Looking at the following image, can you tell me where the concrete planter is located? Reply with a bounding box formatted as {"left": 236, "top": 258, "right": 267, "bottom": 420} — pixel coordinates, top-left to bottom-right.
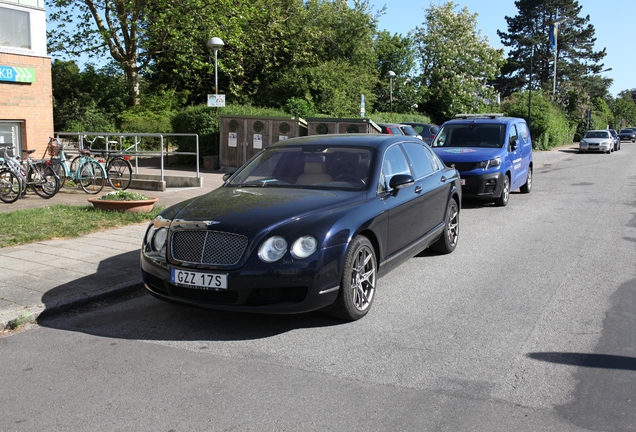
{"left": 88, "top": 197, "right": 158, "bottom": 212}
{"left": 203, "top": 155, "right": 220, "bottom": 170}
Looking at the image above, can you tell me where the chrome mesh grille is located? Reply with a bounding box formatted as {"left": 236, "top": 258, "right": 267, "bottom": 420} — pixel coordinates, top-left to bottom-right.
{"left": 171, "top": 230, "right": 248, "bottom": 265}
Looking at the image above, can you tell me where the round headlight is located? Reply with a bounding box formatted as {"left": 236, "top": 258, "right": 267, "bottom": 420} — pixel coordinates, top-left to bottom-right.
{"left": 291, "top": 236, "right": 318, "bottom": 259}
{"left": 152, "top": 227, "right": 168, "bottom": 252}
{"left": 259, "top": 236, "right": 288, "bottom": 262}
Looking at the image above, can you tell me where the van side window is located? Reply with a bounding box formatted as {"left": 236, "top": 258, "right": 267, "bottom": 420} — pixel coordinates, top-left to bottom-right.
{"left": 508, "top": 124, "right": 518, "bottom": 146}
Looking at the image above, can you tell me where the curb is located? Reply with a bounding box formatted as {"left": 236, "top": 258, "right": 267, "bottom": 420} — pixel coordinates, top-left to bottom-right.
{"left": 0, "top": 280, "right": 143, "bottom": 331}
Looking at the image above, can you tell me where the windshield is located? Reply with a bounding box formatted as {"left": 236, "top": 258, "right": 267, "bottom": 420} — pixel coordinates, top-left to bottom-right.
{"left": 431, "top": 124, "right": 505, "bottom": 148}
{"left": 226, "top": 145, "right": 374, "bottom": 191}
{"left": 584, "top": 131, "right": 609, "bottom": 139}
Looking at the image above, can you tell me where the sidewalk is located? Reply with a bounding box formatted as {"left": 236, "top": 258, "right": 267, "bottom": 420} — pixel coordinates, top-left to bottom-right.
{"left": 0, "top": 147, "right": 577, "bottom": 331}
{"left": 0, "top": 167, "right": 226, "bottom": 330}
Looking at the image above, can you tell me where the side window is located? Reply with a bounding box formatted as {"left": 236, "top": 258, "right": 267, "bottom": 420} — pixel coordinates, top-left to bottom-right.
{"left": 379, "top": 145, "right": 411, "bottom": 192}
{"left": 422, "top": 144, "right": 442, "bottom": 171}
{"left": 517, "top": 122, "right": 530, "bottom": 143}
{"left": 508, "top": 124, "right": 518, "bottom": 146}
{"left": 402, "top": 143, "right": 434, "bottom": 178}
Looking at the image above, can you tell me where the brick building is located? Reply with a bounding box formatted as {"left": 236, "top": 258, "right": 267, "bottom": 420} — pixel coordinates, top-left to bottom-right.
{"left": 0, "top": 0, "right": 53, "bottom": 157}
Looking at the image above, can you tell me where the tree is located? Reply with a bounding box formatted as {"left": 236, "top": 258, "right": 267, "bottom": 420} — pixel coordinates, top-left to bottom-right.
{"left": 414, "top": 1, "right": 505, "bottom": 123}
{"left": 47, "top": 0, "right": 223, "bottom": 106}
{"left": 611, "top": 93, "right": 636, "bottom": 129}
{"left": 373, "top": 31, "right": 420, "bottom": 114}
{"left": 51, "top": 60, "right": 127, "bottom": 131}
{"left": 496, "top": 0, "right": 607, "bottom": 101}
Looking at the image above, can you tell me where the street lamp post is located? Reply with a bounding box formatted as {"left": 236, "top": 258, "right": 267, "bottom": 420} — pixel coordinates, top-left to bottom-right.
{"left": 207, "top": 37, "right": 225, "bottom": 95}
{"left": 551, "top": 16, "right": 567, "bottom": 98}
{"left": 207, "top": 37, "right": 225, "bottom": 166}
{"left": 387, "top": 70, "right": 396, "bottom": 121}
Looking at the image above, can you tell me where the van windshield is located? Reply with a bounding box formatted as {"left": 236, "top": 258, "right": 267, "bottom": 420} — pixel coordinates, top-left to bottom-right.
{"left": 431, "top": 124, "right": 505, "bottom": 148}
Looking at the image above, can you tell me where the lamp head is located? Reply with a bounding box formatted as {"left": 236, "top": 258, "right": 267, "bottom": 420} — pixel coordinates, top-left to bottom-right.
{"left": 207, "top": 37, "right": 225, "bottom": 50}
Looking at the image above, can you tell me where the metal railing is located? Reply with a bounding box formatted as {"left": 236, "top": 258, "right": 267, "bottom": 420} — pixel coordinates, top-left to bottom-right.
{"left": 53, "top": 132, "right": 200, "bottom": 182}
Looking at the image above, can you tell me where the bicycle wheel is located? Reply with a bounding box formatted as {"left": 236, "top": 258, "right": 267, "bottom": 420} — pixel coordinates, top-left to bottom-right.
{"left": 28, "top": 163, "right": 60, "bottom": 198}
{"left": 0, "top": 169, "right": 22, "bottom": 203}
{"left": 107, "top": 157, "right": 132, "bottom": 190}
{"left": 79, "top": 160, "right": 105, "bottom": 194}
{"left": 70, "top": 156, "right": 82, "bottom": 176}
{"left": 50, "top": 159, "right": 67, "bottom": 188}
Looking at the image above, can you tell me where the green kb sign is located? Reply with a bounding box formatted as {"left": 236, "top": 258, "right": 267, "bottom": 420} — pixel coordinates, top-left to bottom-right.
{"left": 0, "top": 66, "right": 35, "bottom": 83}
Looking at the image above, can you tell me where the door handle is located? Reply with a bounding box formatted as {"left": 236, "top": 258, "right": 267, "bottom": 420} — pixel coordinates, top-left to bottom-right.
{"left": 415, "top": 186, "right": 422, "bottom": 194}
{"left": 440, "top": 176, "right": 447, "bottom": 182}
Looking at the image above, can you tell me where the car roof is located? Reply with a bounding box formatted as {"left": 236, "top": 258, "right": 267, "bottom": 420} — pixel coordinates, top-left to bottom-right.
{"left": 268, "top": 133, "right": 423, "bottom": 150}
{"left": 442, "top": 113, "right": 524, "bottom": 126}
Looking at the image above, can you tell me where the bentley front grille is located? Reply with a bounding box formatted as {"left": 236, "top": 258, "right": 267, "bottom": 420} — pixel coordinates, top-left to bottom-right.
{"left": 171, "top": 230, "right": 248, "bottom": 265}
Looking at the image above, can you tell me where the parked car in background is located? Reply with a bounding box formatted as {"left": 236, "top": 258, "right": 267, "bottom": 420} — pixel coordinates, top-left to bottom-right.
{"left": 618, "top": 128, "right": 636, "bottom": 142}
{"left": 579, "top": 130, "right": 614, "bottom": 154}
{"left": 402, "top": 123, "right": 440, "bottom": 145}
{"left": 377, "top": 123, "right": 404, "bottom": 135}
{"left": 141, "top": 134, "right": 461, "bottom": 321}
{"left": 430, "top": 113, "right": 533, "bottom": 207}
{"left": 398, "top": 124, "right": 423, "bottom": 140}
{"left": 608, "top": 129, "right": 620, "bottom": 151}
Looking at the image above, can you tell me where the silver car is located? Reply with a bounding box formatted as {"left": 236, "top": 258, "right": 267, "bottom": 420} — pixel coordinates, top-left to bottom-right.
{"left": 579, "top": 130, "right": 613, "bottom": 154}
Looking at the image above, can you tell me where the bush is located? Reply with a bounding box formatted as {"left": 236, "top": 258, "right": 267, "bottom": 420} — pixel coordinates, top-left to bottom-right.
{"left": 502, "top": 91, "right": 575, "bottom": 150}
{"left": 171, "top": 105, "right": 218, "bottom": 163}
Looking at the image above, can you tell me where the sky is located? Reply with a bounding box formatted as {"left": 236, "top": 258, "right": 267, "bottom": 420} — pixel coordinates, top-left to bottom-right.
{"left": 374, "top": 0, "right": 634, "bottom": 97}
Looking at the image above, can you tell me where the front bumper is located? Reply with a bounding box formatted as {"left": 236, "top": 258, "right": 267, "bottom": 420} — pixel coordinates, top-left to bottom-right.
{"left": 458, "top": 171, "right": 504, "bottom": 199}
{"left": 580, "top": 143, "right": 611, "bottom": 152}
{"left": 140, "top": 244, "right": 345, "bottom": 314}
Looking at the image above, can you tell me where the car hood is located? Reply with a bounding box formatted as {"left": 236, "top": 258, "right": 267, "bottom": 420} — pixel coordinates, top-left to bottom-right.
{"left": 432, "top": 147, "right": 505, "bottom": 163}
{"left": 161, "top": 186, "right": 365, "bottom": 235}
{"left": 582, "top": 138, "right": 611, "bottom": 143}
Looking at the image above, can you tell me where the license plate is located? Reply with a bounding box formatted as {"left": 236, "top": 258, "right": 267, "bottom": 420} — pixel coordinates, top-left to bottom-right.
{"left": 171, "top": 269, "right": 228, "bottom": 290}
{"left": 460, "top": 179, "right": 466, "bottom": 185}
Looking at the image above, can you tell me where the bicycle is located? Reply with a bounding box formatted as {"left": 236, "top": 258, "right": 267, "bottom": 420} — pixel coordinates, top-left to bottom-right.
{"left": 82, "top": 135, "right": 133, "bottom": 190}
{"left": 0, "top": 145, "right": 59, "bottom": 202}
{"left": 46, "top": 138, "right": 106, "bottom": 194}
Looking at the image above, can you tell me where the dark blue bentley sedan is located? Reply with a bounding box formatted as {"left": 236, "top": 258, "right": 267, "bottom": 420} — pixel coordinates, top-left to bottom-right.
{"left": 141, "top": 134, "right": 461, "bottom": 320}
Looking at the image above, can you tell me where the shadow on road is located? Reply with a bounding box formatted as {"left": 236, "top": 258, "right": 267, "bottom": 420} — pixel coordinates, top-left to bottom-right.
{"left": 527, "top": 352, "right": 636, "bottom": 371}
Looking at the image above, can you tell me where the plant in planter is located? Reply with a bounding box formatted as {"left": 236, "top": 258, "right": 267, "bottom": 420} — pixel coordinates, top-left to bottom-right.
{"left": 88, "top": 190, "right": 159, "bottom": 212}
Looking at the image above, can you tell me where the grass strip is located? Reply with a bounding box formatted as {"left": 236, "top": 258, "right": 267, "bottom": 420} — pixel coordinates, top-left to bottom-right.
{"left": 0, "top": 204, "right": 162, "bottom": 248}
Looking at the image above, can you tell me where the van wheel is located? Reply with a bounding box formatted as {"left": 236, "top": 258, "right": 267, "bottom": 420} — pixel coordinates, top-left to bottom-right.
{"left": 520, "top": 166, "right": 532, "bottom": 194}
{"left": 494, "top": 175, "right": 510, "bottom": 207}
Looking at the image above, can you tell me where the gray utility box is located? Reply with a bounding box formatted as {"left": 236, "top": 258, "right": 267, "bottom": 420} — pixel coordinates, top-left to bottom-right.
{"left": 305, "top": 118, "right": 381, "bottom": 135}
{"left": 220, "top": 115, "right": 308, "bottom": 168}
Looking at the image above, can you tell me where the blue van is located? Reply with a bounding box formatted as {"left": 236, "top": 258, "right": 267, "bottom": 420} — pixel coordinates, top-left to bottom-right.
{"left": 430, "top": 114, "right": 533, "bottom": 206}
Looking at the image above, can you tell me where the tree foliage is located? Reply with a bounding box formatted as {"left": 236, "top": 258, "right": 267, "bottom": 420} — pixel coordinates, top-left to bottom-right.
{"left": 496, "top": 0, "right": 607, "bottom": 102}
{"left": 414, "top": 1, "right": 505, "bottom": 123}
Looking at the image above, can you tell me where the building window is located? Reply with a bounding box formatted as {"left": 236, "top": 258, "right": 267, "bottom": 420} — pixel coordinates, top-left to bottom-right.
{"left": 0, "top": 6, "right": 31, "bottom": 50}
{"left": 0, "top": 122, "right": 23, "bottom": 156}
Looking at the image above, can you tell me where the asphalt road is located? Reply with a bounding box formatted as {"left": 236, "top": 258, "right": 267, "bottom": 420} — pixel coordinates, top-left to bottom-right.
{"left": 1, "top": 144, "right": 634, "bottom": 431}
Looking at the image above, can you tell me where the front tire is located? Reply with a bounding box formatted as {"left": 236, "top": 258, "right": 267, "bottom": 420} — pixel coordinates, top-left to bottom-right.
{"left": 0, "top": 169, "right": 22, "bottom": 203}
{"left": 494, "top": 174, "right": 510, "bottom": 207}
{"left": 327, "top": 236, "right": 377, "bottom": 321}
{"left": 29, "top": 164, "right": 59, "bottom": 198}
{"left": 432, "top": 197, "right": 459, "bottom": 254}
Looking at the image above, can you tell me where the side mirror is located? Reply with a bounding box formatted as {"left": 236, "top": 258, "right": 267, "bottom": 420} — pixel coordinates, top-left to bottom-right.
{"left": 509, "top": 138, "right": 519, "bottom": 151}
{"left": 222, "top": 172, "right": 235, "bottom": 182}
{"left": 389, "top": 174, "right": 414, "bottom": 196}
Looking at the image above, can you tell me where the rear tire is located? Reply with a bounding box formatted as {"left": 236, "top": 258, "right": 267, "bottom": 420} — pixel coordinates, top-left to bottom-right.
{"left": 106, "top": 157, "right": 133, "bottom": 190}
{"left": 431, "top": 198, "right": 459, "bottom": 254}
{"left": 29, "top": 164, "right": 59, "bottom": 198}
{"left": 79, "top": 160, "right": 105, "bottom": 194}
{"left": 520, "top": 166, "right": 532, "bottom": 193}
{"left": 326, "top": 236, "right": 377, "bottom": 321}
